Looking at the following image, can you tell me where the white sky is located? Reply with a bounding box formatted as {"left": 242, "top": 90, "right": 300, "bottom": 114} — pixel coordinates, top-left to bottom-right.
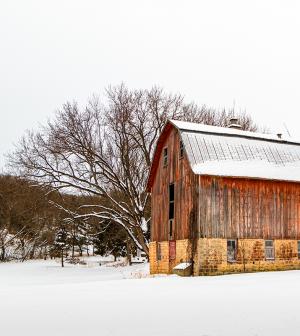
{"left": 1, "top": 0, "right": 300, "bottom": 170}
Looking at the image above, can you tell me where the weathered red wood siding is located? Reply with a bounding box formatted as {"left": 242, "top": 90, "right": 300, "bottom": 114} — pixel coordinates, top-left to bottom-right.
{"left": 150, "top": 128, "right": 198, "bottom": 242}
{"left": 199, "top": 176, "right": 300, "bottom": 239}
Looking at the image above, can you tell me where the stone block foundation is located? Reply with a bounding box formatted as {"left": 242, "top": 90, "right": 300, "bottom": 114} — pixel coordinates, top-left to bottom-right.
{"left": 149, "top": 239, "right": 192, "bottom": 274}
{"left": 150, "top": 238, "right": 300, "bottom": 276}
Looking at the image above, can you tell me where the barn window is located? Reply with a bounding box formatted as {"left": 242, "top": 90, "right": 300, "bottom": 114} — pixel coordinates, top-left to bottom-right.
{"left": 227, "top": 240, "right": 237, "bottom": 262}
{"left": 163, "top": 147, "right": 168, "bottom": 167}
{"left": 179, "top": 140, "right": 184, "bottom": 159}
{"left": 265, "top": 240, "right": 275, "bottom": 260}
{"left": 157, "top": 242, "right": 162, "bottom": 261}
{"left": 298, "top": 241, "right": 300, "bottom": 259}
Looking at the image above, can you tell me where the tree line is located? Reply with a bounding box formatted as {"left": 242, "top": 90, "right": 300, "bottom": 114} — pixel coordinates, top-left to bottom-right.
{"left": 1, "top": 84, "right": 258, "bottom": 262}
{"left": 0, "top": 175, "right": 129, "bottom": 264}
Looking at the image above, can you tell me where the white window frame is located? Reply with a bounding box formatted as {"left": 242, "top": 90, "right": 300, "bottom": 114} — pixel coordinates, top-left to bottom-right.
{"left": 157, "top": 242, "right": 162, "bottom": 261}
{"left": 265, "top": 240, "right": 275, "bottom": 260}
{"left": 227, "top": 239, "right": 237, "bottom": 262}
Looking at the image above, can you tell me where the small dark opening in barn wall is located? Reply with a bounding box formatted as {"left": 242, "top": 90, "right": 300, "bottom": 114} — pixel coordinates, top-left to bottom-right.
{"left": 169, "top": 220, "right": 174, "bottom": 240}
{"left": 163, "top": 147, "right": 168, "bottom": 167}
{"left": 169, "top": 183, "right": 175, "bottom": 239}
{"left": 169, "top": 183, "right": 174, "bottom": 219}
{"left": 179, "top": 140, "right": 184, "bottom": 159}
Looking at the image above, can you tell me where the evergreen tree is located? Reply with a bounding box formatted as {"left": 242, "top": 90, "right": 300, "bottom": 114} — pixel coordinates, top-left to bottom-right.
{"left": 93, "top": 223, "right": 127, "bottom": 261}
{"left": 53, "top": 227, "right": 70, "bottom": 267}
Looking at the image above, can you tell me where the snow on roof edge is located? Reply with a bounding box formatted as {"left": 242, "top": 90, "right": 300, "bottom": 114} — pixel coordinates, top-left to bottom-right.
{"left": 191, "top": 160, "right": 300, "bottom": 183}
{"left": 169, "top": 119, "right": 300, "bottom": 145}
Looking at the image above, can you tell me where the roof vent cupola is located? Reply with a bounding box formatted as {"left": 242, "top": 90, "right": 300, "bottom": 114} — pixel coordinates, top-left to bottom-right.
{"left": 228, "top": 117, "right": 242, "bottom": 130}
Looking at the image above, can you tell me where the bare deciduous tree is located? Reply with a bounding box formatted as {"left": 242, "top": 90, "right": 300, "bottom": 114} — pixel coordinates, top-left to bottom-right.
{"left": 10, "top": 85, "right": 258, "bottom": 256}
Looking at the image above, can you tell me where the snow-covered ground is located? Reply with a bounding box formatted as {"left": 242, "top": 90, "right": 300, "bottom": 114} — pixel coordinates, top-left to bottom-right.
{"left": 0, "top": 258, "right": 300, "bottom": 336}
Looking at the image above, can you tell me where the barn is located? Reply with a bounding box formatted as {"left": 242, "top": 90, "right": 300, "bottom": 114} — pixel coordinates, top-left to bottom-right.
{"left": 147, "top": 119, "right": 300, "bottom": 275}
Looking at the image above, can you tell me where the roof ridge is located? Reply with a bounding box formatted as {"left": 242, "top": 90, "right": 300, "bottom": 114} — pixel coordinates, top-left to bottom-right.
{"left": 169, "top": 119, "right": 300, "bottom": 146}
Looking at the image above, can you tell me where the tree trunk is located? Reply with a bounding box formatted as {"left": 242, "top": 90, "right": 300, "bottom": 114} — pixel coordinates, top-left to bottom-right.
{"left": 43, "top": 246, "right": 47, "bottom": 260}
{"left": 72, "top": 224, "right": 76, "bottom": 258}
{"left": 126, "top": 239, "right": 132, "bottom": 266}
{"left": 1, "top": 245, "right": 5, "bottom": 261}
{"left": 72, "top": 239, "right": 75, "bottom": 258}
{"left": 134, "top": 226, "right": 149, "bottom": 257}
{"left": 61, "top": 249, "right": 64, "bottom": 267}
{"left": 30, "top": 240, "right": 37, "bottom": 260}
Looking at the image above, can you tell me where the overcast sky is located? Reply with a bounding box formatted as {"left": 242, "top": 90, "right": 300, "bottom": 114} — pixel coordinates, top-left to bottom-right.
{"left": 1, "top": 0, "right": 300, "bottom": 170}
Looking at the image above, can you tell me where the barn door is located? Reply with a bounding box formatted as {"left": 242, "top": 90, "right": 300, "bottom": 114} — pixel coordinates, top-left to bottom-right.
{"left": 169, "top": 240, "right": 176, "bottom": 261}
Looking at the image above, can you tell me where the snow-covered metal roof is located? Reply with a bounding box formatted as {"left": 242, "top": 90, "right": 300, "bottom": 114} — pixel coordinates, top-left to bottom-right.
{"left": 170, "top": 120, "right": 300, "bottom": 183}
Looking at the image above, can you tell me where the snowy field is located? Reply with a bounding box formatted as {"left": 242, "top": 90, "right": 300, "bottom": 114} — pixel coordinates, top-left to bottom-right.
{"left": 1, "top": 259, "right": 300, "bottom": 336}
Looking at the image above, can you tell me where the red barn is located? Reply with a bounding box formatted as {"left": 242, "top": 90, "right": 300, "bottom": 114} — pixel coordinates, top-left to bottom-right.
{"left": 147, "top": 119, "right": 300, "bottom": 275}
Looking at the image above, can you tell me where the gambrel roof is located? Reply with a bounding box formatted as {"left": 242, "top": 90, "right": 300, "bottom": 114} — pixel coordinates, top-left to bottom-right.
{"left": 147, "top": 120, "right": 300, "bottom": 190}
